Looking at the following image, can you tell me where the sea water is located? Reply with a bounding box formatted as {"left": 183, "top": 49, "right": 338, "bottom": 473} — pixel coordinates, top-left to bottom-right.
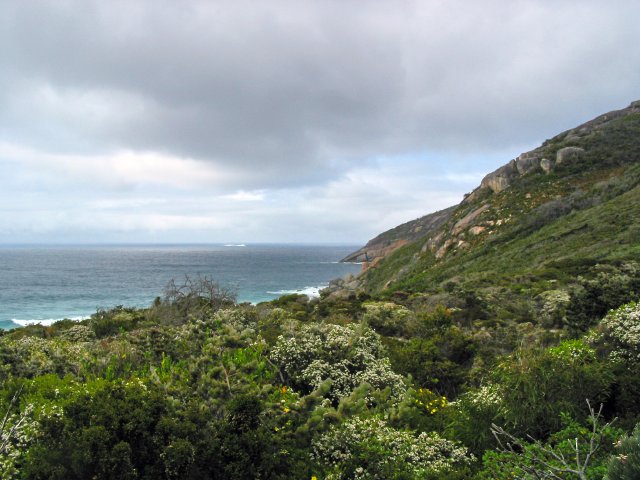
{"left": 0, "top": 244, "right": 361, "bottom": 330}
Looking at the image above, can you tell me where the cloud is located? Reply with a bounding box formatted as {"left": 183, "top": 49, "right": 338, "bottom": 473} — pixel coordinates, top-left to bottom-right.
{"left": 0, "top": 142, "right": 226, "bottom": 189}
{"left": 222, "top": 191, "right": 265, "bottom": 202}
{"left": 0, "top": 0, "right": 639, "bottom": 242}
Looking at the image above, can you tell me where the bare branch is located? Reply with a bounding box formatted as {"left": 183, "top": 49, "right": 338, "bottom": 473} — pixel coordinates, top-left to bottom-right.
{"left": 491, "top": 400, "right": 617, "bottom": 480}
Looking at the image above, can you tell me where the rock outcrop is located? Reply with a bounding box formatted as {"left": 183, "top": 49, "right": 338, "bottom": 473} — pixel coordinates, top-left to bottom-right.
{"left": 467, "top": 100, "right": 640, "bottom": 200}
{"left": 340, "top": 99, "right": 640, "bottom": 283}
{"left": 341, "top": 206, "right": 456, "bottom": 266}
{"left": 556, "top": 146, "right": 584, "bottom": 165}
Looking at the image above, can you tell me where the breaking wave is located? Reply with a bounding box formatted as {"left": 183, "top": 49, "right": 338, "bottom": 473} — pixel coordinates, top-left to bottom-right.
{"left": 266, "top": 285, "right": 326, "bottom": 298}
{"left": 10, "top": 316, "right": 89, "bottom": 327}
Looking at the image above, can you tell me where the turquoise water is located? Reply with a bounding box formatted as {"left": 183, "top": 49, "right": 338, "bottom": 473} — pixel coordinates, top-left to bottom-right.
{"left": 0, "top": 244, "right": 361, "bottom": 329}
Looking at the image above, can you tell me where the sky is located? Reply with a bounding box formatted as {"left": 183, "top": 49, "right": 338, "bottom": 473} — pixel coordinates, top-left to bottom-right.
{"left": 1, "top": 0, "right": 639, "bottom": 245}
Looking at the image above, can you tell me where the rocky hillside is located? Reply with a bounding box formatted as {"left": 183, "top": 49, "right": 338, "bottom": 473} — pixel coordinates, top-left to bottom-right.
{"left": 331, "top": 100, "right": 640, "bottom": 309}
{"left": 340, "top": 205, "right": 456, "bottom": 265}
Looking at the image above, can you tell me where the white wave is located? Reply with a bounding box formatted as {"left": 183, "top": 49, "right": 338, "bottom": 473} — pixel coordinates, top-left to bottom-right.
{"left": 223, "top": 244, "right": 246, "bottom": 247}
{"left": 266, "top": 285, "right": 326, "bottom": 298}
{"left": 11, "top": 315, "right": 89, "bottom": 327}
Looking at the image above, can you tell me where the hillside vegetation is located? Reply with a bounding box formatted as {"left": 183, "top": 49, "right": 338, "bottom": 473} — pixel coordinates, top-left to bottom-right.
{"left": 1, "top": 102, "right": 640, "bottom": 479}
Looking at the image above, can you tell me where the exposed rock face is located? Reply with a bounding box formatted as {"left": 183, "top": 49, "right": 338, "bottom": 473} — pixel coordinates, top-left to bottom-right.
{"left": 477, "top": 150, "right": 545, "bottom": 195}
{"left": 469, "top": 226, "right": 486, "bottom": 235}
{"left": 480, "top": 160, "right": 518, "bottom": 193}
{"left": 452, "top": 204, "right": 491, "bottom": 235}
{"left": 515, "top": 153, "right": 540, "bottom": 175}
{"left": 556, "top": 146, "right": 584, "bottom": 165}
{"left": 341, "top": 206, "right": 456, "bottom": 265}
{"left": 466, "top": 101, "right": 640, "bottom": 199}
{"left": 435, "top": 238, "right": 455, "bottom": 259}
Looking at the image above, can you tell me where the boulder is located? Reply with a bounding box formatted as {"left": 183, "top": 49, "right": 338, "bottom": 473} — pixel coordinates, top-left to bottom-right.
{"left": 480, "top": 160, "right": 518, "bottom": 193}
{"left": 556, "top": 146, "right": 584, "bottom": 165}
{"left": 435, "top": 238, "right": 455, "bottom": 259}
{"left": 452, "top": 204, "right": 491, "bottom": 235}
{"left": 540, "top": 158, "right": 554, "bottom": 174}
{"left": 515, "top": 155, "right": 540, "bottom": 175}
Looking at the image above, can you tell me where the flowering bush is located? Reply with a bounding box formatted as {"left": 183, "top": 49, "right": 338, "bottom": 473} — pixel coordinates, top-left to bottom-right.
{"left": 270, "top": 323, "right": 405, "bottom": 402}
{"left": 413, "top": 387, "right": 448, "bottom": 415}
{"left": 598, "top": 300, "right": 640, "bottom": 363}
{"left": 447, "top": 383, "right": 504, "bottom": 453}
{"left": 0, "top": 336, "right": 92, "bottom": 380}
{"left": 0, "top": 402, "right": 39, "bottom": 479}
{"left": 59, "top": 324, "right": 96, "bottom": 343}
{"left": 362, "top": 302, "right": 413, "bottom": 336}
{"left": 311, "top": 416, "right": 473, "bottom": 479}
{"left": 548, "top": 339, "right": 598, "bottom": 363}
{"left": 213, "top": 307, "right": 257, "bottom": 333}
{"left": 535, "top": 289, "right": 571, "bottom": 328}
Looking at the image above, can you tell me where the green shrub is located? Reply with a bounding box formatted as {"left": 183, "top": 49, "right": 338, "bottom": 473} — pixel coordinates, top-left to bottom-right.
{"left": 605, "top": 423, "right": 640, "bottom": 480}
{"left": 312, "top": 416, "right": 474, "bottom": 479}
{"left": 362, "top": 301, "right": 413, "bottom": 336}
{"left": 492, "top": 340, "right": 613, "bottom": 438}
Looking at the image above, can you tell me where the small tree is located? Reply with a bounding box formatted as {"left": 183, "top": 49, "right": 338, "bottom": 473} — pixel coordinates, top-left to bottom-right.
{"left": 153, "top": 275, "right": 237, "bottom": 324}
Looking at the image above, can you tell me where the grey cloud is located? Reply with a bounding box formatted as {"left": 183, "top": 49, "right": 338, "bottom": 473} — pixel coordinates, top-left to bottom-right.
{"left": 2, "top": 0, "right": 640, "bottom": 190}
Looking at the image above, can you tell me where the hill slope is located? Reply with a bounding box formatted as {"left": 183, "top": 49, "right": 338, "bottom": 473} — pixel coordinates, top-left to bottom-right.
{"left": 334, "top": 100, "right": 640, "bottom": 328}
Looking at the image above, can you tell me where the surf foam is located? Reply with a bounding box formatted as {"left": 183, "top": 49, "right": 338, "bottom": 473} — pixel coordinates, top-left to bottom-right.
{"left": 11, "top": 315, "right": 89, "bottom": 327}
{"left": 266, "top": 285, "right": 326, "bottom": 298}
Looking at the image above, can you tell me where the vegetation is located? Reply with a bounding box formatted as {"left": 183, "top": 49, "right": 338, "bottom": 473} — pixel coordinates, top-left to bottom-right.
{"left": 1, "top": 102, "right": 640, "bottom": 478}
{"left": 0, "top": 279, "right": 638, "bottom": 478}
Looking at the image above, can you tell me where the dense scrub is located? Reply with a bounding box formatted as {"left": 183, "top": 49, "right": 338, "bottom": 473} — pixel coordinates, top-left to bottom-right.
{"left": 1, "top": 277, "right": 639, "bottom": 479}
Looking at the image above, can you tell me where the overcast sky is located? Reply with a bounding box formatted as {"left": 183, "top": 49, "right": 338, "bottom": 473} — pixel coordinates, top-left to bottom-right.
{"left": 1, "top": 0, "right": 639, "bottom": 244}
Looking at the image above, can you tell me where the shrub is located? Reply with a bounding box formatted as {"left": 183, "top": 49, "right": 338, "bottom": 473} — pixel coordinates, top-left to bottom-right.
{"left": 491, "top": 340, "right": 613, "bottom": 438}
{"left": 59, "top": 325, "right": 96, "bottom": 343}
{"left": 446, "top": 384, "right": 504, "bottom": 455}
{"left": 88, "top": 306, "right": 145, "bottom": 338}
{"left": 535, "top": 289, "right": 571, "bottom": 328}
{"left": 605, "top": 423, "right": 640, "bottom": 480}
{"left": 21, "top": 379, "right": 170, "bottom": 479}
{"left": 567, "top": 263, "right": 640, "bottom": 333}
{"left": 0, "top": 394, "right": 39, "bottom": 478}
{"left": 362, "top": 301, "right": 413, "bottom": 336}
{"left": 482, "top": 407, "right": 621, "bottom": 480}
{"left": 597, "top": 299, "right": 640, "bottom": 363}
{"left": 311, "top": 416, "right": 474, "bottom": 479}
{"left": 270, "top": 323, "right": 405, "bottom": 403}
{"left": 0, "top": 336, "right": 91, "bottom": 380}
{"left": 148, "top": 275, "right": 238, "bottom": 325}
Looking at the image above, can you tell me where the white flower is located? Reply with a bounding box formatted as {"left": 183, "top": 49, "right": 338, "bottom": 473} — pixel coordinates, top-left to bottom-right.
{"left": 270, "top": 323, "right": 405, "bottom": 402}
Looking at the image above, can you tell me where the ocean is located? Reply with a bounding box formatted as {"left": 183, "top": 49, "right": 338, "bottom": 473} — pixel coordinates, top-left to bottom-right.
{"left": 0, "top": 244, "right": 362, "bottom": 330}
